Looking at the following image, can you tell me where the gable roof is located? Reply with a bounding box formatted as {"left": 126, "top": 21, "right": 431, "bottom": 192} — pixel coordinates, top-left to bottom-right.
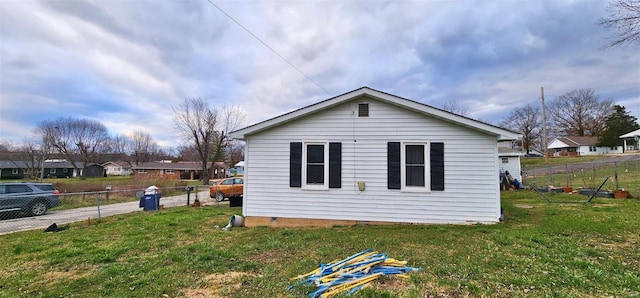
{"left": 230, "top": 87, "right": 521, "bottom": 141}
{"left": 102, "top": 161, "right": 130, "bottom": 168}
{"left": 552, "top": 136, "right": 598, "bottom": 147}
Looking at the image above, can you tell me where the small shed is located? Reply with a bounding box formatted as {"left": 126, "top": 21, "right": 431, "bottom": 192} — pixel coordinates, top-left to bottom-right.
{"left": 498, "top": 146, "right": 523, "bottom": 183}
{"left": 231, "top": 87, "right": 521, "bottom": 227}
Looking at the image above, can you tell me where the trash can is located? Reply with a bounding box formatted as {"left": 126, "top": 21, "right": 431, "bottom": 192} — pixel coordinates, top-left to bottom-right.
{"left": 141, "top": 185, "right": 161, "bottom": 211}
{"left": 229, "top": 196, "right": 243, "bottom": 207}
{"left": 143, "top": 193, "right": 160, "bottom": 211}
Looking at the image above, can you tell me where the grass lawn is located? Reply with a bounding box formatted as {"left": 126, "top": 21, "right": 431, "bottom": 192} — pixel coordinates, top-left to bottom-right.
{"left": 0, "top": 191, "right": 638, "bottom": 297}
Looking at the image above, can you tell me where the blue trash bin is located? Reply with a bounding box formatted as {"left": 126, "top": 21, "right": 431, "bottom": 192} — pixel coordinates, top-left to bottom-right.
{"left": 143, "top": 193, "right": 160, "bottom": 211}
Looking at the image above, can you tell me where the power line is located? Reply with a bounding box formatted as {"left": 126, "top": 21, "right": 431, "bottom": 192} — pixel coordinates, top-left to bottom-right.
{"left": 206, "top": 0, "right": 331, "bottom": 95}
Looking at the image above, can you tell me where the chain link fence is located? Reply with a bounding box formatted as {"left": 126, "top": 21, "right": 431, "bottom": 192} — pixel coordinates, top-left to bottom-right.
{"left": 0, "top": 185, "right": 225, "bottom": 234}
{"left": 521, "top": 158, "right": 640, "bottom": 198}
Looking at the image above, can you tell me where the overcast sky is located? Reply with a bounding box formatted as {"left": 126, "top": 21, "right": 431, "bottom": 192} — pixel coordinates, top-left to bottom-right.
{"left": 1, "top": 0, "right": 638, "bottom": 149}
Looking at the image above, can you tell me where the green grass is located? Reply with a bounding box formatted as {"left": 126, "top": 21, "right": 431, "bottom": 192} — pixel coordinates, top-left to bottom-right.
{"left": 522, "top": 157, "right": 640, "bottom": 198}
{"left": 1, "top": 192, "right": 639, "bottom": 297}
{"left": 521, "top": 155, "right": 615, "bottom": 167}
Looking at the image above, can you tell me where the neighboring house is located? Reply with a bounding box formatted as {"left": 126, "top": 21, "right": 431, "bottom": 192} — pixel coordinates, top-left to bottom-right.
{"left": 498, "top": 145, "right": 523, "bottom": 183}
{"left": 103, "top": 161, "right": 133, "bottom": 176}
{"left": 44, "top": 160, "right": 77, "bottom": 178}
{"left": 619, "top": 129, "right": 640, "bottom": 152}
{"left": 230, "top": 87, "right": 521, "bottom": 227}
{"left": 83, "top": 164, "right": 106, "bottom": 178}
{"left": 132, "top": 161, "right": 213, "bottom": 180}
{"left": 548, "top": 137, "right": 623, "bottom": 156}
{"left": 0, "top": 160, "right": 105, "bottom": 179}
{"left": 0, "top": 161, "right": 29, "bottom": 179}
{"left": 226, "top": 161, "right": 245, "bottom": 177}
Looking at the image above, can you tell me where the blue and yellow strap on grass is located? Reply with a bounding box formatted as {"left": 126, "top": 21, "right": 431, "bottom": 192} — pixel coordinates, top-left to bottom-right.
{"left": 288, "top": 249, "right": 421, "bottom": 297}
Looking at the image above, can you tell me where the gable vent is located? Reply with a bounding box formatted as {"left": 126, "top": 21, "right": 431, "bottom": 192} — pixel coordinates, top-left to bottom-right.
{"left": 358, "top": 103, "right": 369, "bottom": 117}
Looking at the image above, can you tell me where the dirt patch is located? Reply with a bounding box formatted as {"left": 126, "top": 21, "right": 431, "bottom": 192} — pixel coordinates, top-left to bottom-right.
{"left": 513, "top": 204, "right": 534, "bottom": 209}
{"left": 246, "top": 250, "right": 286, "bottom": 264}
{"left": 182, "top": 271, "right": 254, "bottom": 298}
{"left": 370, "top": 276, "right": 412, "bottom": 291}
{"left": 44, "top": 266, "right": 94, "bottom": 282}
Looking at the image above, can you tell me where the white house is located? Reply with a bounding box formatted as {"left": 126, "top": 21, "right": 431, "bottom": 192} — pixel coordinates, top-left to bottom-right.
{"left": 102, "top": 161, "right": 133, "bottom": 176}
{"left": 619, "top": 128, "right": 640, "bottom": 152}
{"left": 548, "top": 136, "right": 623, "bottom": 156}
{"left": 230, "top": 87, "right": 521, "bottom": 227}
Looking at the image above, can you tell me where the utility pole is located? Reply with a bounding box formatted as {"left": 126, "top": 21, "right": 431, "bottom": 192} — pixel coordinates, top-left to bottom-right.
{"left": 541, "top": 87, "right": 549, "bottom": 164}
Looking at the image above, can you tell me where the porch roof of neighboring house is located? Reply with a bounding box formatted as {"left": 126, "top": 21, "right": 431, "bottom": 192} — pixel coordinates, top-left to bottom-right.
{"left": 619, "top": 128, "right": 640, "bottom": 139}
{"left": 498, "top": 147, "right": 524, "bottom": 156}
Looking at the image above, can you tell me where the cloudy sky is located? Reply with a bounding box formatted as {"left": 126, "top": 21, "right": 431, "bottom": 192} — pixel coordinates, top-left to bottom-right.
{"left": 1, "top": 0, "right": 638, "bottom": 149}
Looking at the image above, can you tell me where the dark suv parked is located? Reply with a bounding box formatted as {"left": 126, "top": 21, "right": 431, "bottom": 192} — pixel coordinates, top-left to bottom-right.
{"left": 0, "top": 182, "right": 60, "bottom": 216}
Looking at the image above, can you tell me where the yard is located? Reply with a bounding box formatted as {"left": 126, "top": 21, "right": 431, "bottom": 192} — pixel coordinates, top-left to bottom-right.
{"left": 0, "top": 191, "right": 638, "bottom": 297}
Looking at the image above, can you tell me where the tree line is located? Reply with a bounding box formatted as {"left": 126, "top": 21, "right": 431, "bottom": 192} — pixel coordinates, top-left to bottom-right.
{"left": 0, "top": 98, "right": 244, "bottom": 184}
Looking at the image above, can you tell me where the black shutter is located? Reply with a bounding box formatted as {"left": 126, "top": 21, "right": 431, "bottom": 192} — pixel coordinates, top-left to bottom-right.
{"left": 430, "top": 142, "right": 445, "bottom": 191}
{"left": 329, "top": 142, "right": 342, "bottom": 188}
{"left": 290, "top": 142, "right": 302, "bottom": 187}
{"left": 387, "top": 142, "right": 401, "bottom": 189}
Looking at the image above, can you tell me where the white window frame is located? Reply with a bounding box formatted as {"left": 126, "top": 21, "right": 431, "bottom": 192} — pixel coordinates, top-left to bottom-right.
{"left": 400, "top": 141, "right": 430, "bottom": 192}
{"left": 138, "top": 169, "right": 147, "bottom": 173}
{"left": 501, "top": 157, "right": 509, "bottom": 164}
{"left": 302, "top": 141, "right": 329, "bottom": 190}
{"left": 166, "top": 169, "right": 175, "bottom": 174}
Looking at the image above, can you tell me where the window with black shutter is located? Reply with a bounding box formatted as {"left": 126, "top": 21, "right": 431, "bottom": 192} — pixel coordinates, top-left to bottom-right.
{"left": 430, "top": 142, "right": 445, "bottom": 191}
{"left": 291, "top": 142, "right": 342, "bottom": 189}
{"left": 387, "top": 141, "right": 444, "bottom": 191}
{"left": 290, "top": 142, "right": 302, "bottom": 187}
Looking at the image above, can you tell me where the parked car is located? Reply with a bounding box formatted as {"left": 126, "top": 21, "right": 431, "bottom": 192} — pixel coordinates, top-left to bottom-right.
{"left": 209, "top": 177, "right": 243, "bottom": 202}
{"left": 0, "top": 182, "right": 60, "bottom": 216}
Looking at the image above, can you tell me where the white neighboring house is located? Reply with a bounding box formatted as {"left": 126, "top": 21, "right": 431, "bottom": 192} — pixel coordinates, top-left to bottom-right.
{"left": 619, "top": 128, "right": 640, "bottom": 152}
{"left": 103, "top": 161, "right": 133, "bottom": 176}
{"left": 230, "top": 87, "right": 521, "bottom": 227}
{"left": 498, "top": 143, "right": 523, "bottom": 182}
{"left": 548, "top": 136, "right": 623, "bottom": 156}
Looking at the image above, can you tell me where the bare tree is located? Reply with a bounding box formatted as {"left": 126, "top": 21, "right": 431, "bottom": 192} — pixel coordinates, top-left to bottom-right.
{"left": 128, "top": 130, "right": 159, "bottom": 166}
{"left": 176, "top": 145, "right": 200, "bottom": 162}
{"left": 36, "top": 117, "right": 110, "bottom": 179}
{"left": 173, "top": 99, "right": 244, "bottom": 184}
{"left": 547, "top": 89, "right": 613, "bottom": 137}
{"left": 599, "top": 0, "right": 640, "bottom": 48}
{"left": 19, "top": 139, "right": 45, "bottom": 179}
{"left": 226, "top": 140, "right": 245, "bottom": 166}
{"left": 211, "top": 105, "right": 245, "bottom": 163}
{"left": 111, "top": 131, "right": 161, "bottom": 166}
{"left": 441, "top": 100, "right": 468, "bottom": 116}
{"left": 499, "top": 104, "right": 542, "bottom": 155}
{"left": 173, "top": 98, "right": 217, "bottom": 184}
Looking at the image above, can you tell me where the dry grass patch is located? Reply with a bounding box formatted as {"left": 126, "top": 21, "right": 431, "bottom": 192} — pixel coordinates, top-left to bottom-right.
{"left": 182, "top": 271, "right": 254, "bottom": 298}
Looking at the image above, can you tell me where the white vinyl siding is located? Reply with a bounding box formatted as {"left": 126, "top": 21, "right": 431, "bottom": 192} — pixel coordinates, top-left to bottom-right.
{"left": 242, "top": 99, "right": 502, "bottom": 224}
